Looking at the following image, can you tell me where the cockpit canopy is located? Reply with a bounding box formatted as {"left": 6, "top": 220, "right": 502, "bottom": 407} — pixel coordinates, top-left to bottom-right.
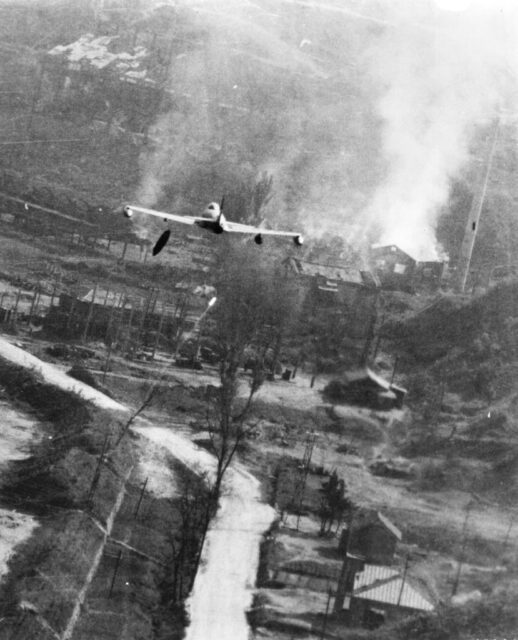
{"left": 202, "top": 202, "right": 221, "bottom": 220}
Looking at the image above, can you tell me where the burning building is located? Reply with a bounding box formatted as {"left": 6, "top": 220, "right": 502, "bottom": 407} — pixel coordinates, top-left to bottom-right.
{"left": 371, "top": 245, "right": 446, "bottom": 293}
{"left": 282, "top": 257, "right": 380, "bottom": 338}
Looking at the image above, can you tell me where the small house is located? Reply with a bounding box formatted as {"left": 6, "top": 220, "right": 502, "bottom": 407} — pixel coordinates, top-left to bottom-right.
{"left": 344, "top": 563, "right": 435, "bottom": 628}
{"left": 283, "top": 257, "right": 379, "bottom": 303}
{"left": 348, "top": 511, "right": 402, "bottom": 565}
{"left": 282, "top": 257, "right": 380, "bottom": 340}
{"left": 413, "top": 260, "right": 446, "bottom": 291}
{"left": 371, "top": 245, "right": 446, "bottom": 293}
{"left": 371, "top": 245, "right": 416, "bottom": 291}
{"left": 338, "top": 367, "right": 407, "bottom": 410}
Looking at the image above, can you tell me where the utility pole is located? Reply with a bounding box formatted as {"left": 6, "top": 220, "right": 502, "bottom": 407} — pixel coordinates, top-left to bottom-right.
{"left": 87, "top": 433, "right": 110, "bottom": 504}
{"left": 396, "top": 554, "right": 410, "bottom": 606}
{"left": 334, "top": 552, "right": 364, "bottom": 615}
{"left": 82, "top": 283, "right": 98, "bottom": 343}
{"left": 134, "top": 477, "right": 149, "bottom": 518}
{"left": 502, "top": 511, "right": 517, "bottom": 557}
{"left": 151, "top": 297, "right": 166, "bottom": 361}
{"left": 320, "top": 587, "right": 333, "bottom": 640}
{"left": 451, "top": 500, "right": 474, "bottom": 597}
{"left": 295, "top": 431, "right": 317, "bottom": 530}
{"left": 108, "top": 549, "right": 123, "bottom": 598}
{"left": 455, "top": 117, "right": 500, "bottom": 293}
{"left": 390, "top": 356, "right": 399, "bottom": 385}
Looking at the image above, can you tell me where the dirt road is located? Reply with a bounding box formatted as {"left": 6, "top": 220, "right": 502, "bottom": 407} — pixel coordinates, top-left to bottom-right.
{"left": 0, "top": 336, "right": 275, "bottom": 640}
{"left": 135, "top": 424, "right": 275, "bottom": 640}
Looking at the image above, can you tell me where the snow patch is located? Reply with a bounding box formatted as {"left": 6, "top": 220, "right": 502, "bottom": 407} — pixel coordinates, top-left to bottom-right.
{"left": 48, "top": 34, "right": 154, "bottom": 84}
{"left": 136, "top": 437, "right": 179, "bottom": 499}
{"left": 0, "top": 509, "right": 38, "bottom": 579}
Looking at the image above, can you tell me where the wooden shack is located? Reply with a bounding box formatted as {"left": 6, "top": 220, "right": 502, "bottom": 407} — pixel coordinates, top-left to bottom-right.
{"left": 282, "top": 257, "right": 380, "bottom": 339}
{"left": 348, "top": 511, "right": 402, "bottom": 565}
{"left": 338, "top": 367, "right": 407, "bottom": 410}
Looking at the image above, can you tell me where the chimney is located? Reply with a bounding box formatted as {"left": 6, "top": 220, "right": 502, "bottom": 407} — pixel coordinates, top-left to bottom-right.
{"left": 334, "top": 552, "right": 365, "bottom": 613}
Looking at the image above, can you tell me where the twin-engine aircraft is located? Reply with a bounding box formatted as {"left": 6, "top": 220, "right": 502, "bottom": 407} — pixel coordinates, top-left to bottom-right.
{"left": 123, "top": 200, "right": 304, "bottom": 256}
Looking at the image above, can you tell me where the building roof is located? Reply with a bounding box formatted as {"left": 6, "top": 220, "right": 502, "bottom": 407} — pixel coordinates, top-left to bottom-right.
{"left": 284, "top": 258, "right": 379, "bottom": 288}
{"left": 343, "top": 368, "right": 407, "bottom": 396}
{"left": 352, "top": 508, "right": 402, "bottom": 541}
{"left": 375, "top": 512, "right": 402, "bottom": 541}
{"left": 48, "top": 34, "right": 155, "bottom": 86}
{"left": 371, "top": 244, "right": 416, "bottom": 263}
{"left": 354, "top": 564, "right": 399, "bottom": 589}
{"left": 351, "top": 564, "right": 434, "bottom": 612}
{"left": 344, "top": 367, "right": 391, "bottom": 390}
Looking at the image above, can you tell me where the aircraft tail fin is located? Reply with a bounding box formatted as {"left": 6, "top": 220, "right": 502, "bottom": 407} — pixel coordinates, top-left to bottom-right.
{"left": 218, "top": 196, "right": 225, "bottom": 224}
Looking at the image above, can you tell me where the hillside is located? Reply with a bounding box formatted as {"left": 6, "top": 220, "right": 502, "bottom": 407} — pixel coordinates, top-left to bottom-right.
{"left": 0, "top": 0, "right": 516, "bottom": 273}
{"left": 380, "top": 282, "right": 518, "bottom": 502}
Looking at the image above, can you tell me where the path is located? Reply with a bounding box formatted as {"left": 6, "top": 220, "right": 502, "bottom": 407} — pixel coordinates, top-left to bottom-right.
{"left": 135, "top": 424, "right": 275, "bottom": 640}
{"left": 0, "top": 334, "right": 274, "bottom": 640}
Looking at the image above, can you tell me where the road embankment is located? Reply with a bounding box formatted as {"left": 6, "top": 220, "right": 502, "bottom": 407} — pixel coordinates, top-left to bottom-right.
{"left": 0, "top": 346, "right": 206, "bottom": 640}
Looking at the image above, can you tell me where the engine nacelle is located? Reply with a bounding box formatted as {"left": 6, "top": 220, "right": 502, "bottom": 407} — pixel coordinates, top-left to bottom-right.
{"left": 254, "top": 233, "right": 263, "bottom": 245}
{"left": 293, "top": 234, "right": 304, "bottom": 247}
{"left": 123, "top": 205, "right": 133, "bottom": 218}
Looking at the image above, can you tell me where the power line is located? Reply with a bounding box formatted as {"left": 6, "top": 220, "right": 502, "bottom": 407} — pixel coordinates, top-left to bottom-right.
{"left": 0, "top": 138, "right": 87, "bottom": 146}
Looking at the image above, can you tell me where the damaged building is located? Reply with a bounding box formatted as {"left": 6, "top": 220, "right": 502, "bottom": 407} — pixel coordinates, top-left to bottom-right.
{"left": 282, "top": 257, "right": 380, "bottom": 339}
{"left": 326, "top": 367, "right": 407, "bottom": 410}
{"left": 341, "top": 511, "right": 402, "bottom": 565}
{"left": 371, "top": 244, "right": 446, "bottom": 293}
{"left": 43, "top": 284, "right": 205, "bottom": 345}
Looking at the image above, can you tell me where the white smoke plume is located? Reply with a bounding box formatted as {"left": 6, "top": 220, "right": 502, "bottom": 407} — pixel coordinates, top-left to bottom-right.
{"left": 360, "top": 0, "right": 518, "bottom": 259}
{"left": 131, "top": 0, "right": 518, "bottom": 257}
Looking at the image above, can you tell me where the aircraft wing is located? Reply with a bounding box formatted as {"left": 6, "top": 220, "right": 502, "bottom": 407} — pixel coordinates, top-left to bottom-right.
{"left": 224, "top": 220, "right": 301, "bottom": 238}
{"left": 124, "top": 205, "right": 205, "bottom": 225}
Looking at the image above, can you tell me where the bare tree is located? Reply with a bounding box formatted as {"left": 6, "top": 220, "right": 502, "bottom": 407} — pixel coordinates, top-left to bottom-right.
{"left": 207, "top": 245, "right": 299, "bottom": 500}
{"left": 113, "top": 384, "right": 158, "bottom": 448}
{"left": 167, "top": 472, "right": 214, "bottom": 603}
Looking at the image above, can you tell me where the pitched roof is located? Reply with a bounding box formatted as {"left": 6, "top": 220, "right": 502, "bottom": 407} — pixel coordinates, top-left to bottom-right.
{"left": 354, "top": 564, "right": 399, "bottom": 589}
{"left": 352, "top": 508, "right": 402, "bottom": 541}
{"left": 343, "top": 368, "right": 408, "bottom": 396}
{"left": 344, "top": 367, "right": 391, "bottom": 390}
{"left": 371, "top": 244, "right": 416, "bottom": 262}
{"left": 284, "top": 258, "right": 378, "bottom": 287}
{"left": 376, "top": 512, "right": 402, "bottom": 540}
{"left": 351, "top": 564, "right": 434, "bottom": 612}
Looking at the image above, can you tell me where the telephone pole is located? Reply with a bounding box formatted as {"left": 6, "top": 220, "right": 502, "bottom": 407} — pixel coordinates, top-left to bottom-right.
{"left": 455, "top": 117, "right": 500, "bottom": 293}
{"left": 295, "top": 431, "right": 317, "bottom": 530}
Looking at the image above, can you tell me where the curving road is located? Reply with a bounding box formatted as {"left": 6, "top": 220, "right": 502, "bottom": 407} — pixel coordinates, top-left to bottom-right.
{"left": 134, "top": 424, "right": 276, "bottom": 640}
{"left": 0, "top": 336, "right": 275, "bottom": 640}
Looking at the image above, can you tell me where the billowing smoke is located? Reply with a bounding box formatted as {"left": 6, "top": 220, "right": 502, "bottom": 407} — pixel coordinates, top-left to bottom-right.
{"left": 360, "top": 0, "right": 517, "bottom": 260}
{"left": 132, "top": 0, "right": 326, "bottom": 240}
{"left": 132, "top": 0, "right": 518, "bottom": 257}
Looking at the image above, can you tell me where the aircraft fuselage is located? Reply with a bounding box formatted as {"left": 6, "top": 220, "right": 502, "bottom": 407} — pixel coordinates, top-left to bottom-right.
{"left": 196, "top": 206, "right": 226, "bottom": 234}
{"left": 195, "top": 218, "right": 225, "bottom": 234}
